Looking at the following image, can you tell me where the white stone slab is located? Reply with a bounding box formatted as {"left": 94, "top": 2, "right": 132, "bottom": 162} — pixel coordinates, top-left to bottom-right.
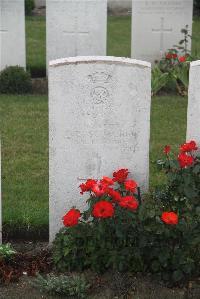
{"left": 187, "top": 60, "right": 200, "bottom": 145}
{"left": 49, "top": 56, "right": 151, "bottom": 241}
{"left": 131, "top": 0, "right": 193, "bottom": 64}
{"left": 34, "top": 0, "right": 46, "bottom": 7}
{"left": 0, "top": 141, "right": 2, "bottom": 244}
{"left": 46, "top": 0, "right": 107, "bottom": 68}
{"left": 0, "top": 0, "right": 26, "bottom": 71}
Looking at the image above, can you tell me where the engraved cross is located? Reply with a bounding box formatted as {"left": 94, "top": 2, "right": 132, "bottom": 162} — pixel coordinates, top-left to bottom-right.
{"left": 0, "top": 29, "right": 8, "bottom": 35}
{"left": 152, "top": 17, "right": 172, "bottom": 55}
{"left": 63, "top": 14, "right": 89, "bottom": 56}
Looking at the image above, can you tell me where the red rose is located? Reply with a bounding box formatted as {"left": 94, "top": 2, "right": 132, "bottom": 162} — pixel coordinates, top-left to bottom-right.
{"left": 100, "top": 176, "right": 114, "bottom": 186}
{"left": 62, "top": 209, "right": 81, "bottom": 227}
{"left": 113, "top": 168, "right": 129, "bottom": 183}
{"left": 178, "top": 153, "right": 194, "bottom": 168}
{"left": 124, "top": 179, "right": 138, "bottom": 193}
{"left": 179, "top": 56, "right": 186, "bottom": 63}
{"left": 92, "top": 200, "right": 114, "bottom": 218}
{"left": 166, "top": 53, "right": 172, "bottom": 59}
{"left": 92, "top": 182, "right": 108, "bottom": 197}
{"left": 164, "top": 145, "right": 171, "bottom": 155}
{"left": 161, "top": 211, "right": 178, "bottom": 225}
{"left": 172, "top": 53, "right": 177, "bottom": 59}
{"left": 79, "top": 179, "right": 97, "bottom": 194}
{"left": 119, "top": 196, "right": 139, "bottom": 211}
{"left": 180, "top": 140, "right": 198, "bottom": 152}
{"left": 107, "top": 188, "right": 122, "bottom": 202}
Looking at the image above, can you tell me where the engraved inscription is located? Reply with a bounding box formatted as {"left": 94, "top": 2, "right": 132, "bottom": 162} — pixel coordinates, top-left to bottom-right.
{"left": 134, "top": 1, "right": 185, "bottom": 15}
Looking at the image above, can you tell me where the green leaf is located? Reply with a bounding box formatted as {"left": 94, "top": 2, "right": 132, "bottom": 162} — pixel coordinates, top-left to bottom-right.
{"left": 172, "top": 270, "right": 184, "bottom": 282}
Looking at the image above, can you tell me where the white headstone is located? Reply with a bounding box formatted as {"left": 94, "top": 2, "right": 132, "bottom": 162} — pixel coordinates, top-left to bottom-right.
{"left": 131, "top": 0, "right": 193, "bottom": 64}
{"left": 46, "top": 0, "right": 107, "bottom": 67}
{"left": 0, "top": 0, "right": 26, "bottom": 71}
{"left": 0, "top": 141, "right": 2, "bottom": 244}
{"left": 34, "top": 0, "right": 46, "bottom": 7}
{"left": 49, "top": 56, "right": 151, "bottom": 241}
{"left": 187, "top": 60, "right": 200, "bottom": 144}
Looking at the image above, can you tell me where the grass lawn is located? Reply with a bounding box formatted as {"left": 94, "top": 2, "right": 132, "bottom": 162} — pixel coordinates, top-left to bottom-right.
{"left": 26, "top": 16, "right": 200, "bottom": 73}
{"left": 0, "top": 95, "right": 187, "bottom": 236}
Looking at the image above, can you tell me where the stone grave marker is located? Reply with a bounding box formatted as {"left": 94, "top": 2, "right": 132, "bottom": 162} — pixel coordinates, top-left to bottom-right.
{"left": 187, "top": 60, "right": 200, "bottom": 144}
{"left": 49, "top": 56, "right": 151, "bottom": 241}
{"left": 0, "top": 0, "right": 26, "bottom": 71}
{"left": 131, "top": 0, "right": 193, "bottom": 64}
{"left": 46, "top": 0, "right": 107, "bottom": 67}
{"left": 0, "top": 141, "right": 1, "bottom": 244}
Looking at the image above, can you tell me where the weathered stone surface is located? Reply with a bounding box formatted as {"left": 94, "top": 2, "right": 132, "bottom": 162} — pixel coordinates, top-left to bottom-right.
{"left": 34, "top": 0, "right": 46, "bottom": 7}
{"left": 0, "top": 142, "right": 1, "bottom": 244}
{"left": 131, "top": 0, "right": 193, "bottom": 64}
{"left": 187, "top": 60, "right": 200, "bottom": 144}
{"left": 46, "top": 0, "right": 107, "bottom": 68}
{"left": 49, "top": 56, "right": 151, "bottom": 241}
{"left": 0, "top": 0, "right": 26, "bottom": 71}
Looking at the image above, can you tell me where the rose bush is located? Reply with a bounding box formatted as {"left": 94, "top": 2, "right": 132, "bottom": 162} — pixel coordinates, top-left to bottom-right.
{"left": 53, "top": 169, "right": 142, "bottom": 273}
{"left": 53, "top": 150, "right": 200, "bottom": 285}
{"left": 152, "top": 25, "right": 196, "bottom": 96}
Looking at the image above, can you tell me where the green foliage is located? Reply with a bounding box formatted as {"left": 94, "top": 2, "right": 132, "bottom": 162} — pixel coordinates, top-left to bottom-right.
{"left": 194, "top": 0, "right": 200, "bottom": 13}
{"left": 0, "top": 243, "right": 16, "bottom": 261}
{"left": 152, "top": 25, "right": 193, "bottom": 96}
{"left": 53, "top": 211, "right": 142, "bottom": 274}
{"left": 151, "top": 66, "right": 169, "bottom": 96}
{"left": 53, "top": 159, "right": 200, "bottom": 285}
{"left": 138, "top": 198, "right": 200, "bottom": 285}
{"left": 25, "top": 0, "right": 35, "bottom": 16}
{"left": 33, "top": 273, "right": 90, "bottom": 298}
{"left": 0, "top": 66, "right": 32, "bottom": 94}
{"left": 156, "top": 146, "right": 200, "bottom": 204}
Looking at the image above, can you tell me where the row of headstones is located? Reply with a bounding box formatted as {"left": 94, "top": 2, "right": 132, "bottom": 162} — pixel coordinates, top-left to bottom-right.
{"left": 0, "top": 58, "right": 199, "bottom": 244}
{"left": 0, "top": 0, "right": 194, "bottom": 71}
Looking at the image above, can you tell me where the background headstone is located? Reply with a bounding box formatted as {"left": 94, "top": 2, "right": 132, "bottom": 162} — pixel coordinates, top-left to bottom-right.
{"left": 131, "top": 0, "right": 193, "bottom": 64}
{"left": 46, "top": 0, "right": 107, "bottom": 67}
{"left": 187, "top": 60, "right": 200, "bottom": 144}
{"left": 0, "top": 0, "right": 26, "bottom": 71}
{"left": 0, "top": 141, "right": 1, "bottom": 244}
{"left": 49, "top": 56, "right": 151, "bottom": 241}
{"left": 34, "top": 0, "right": 46, "bottom": 7}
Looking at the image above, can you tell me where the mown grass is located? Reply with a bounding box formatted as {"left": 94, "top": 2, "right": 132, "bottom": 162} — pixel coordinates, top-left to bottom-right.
{"left": 0, "top": 95, "right": 187, "bottom": 235}
{"left": 0, "top": 95, "right": 48, "bottom": 238}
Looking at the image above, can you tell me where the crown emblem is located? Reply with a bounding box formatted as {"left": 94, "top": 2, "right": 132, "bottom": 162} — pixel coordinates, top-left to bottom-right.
{"left": 88, "top": 72, "right": 112, "bottom": 83}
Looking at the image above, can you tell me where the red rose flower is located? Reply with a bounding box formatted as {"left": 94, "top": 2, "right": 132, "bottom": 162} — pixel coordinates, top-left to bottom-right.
{"left": 113, "top": 168, "right": 129, "bottom": 183}
{"left": 119, "top": 196, "right": 139, "bottom": 211}
{"left": 92, "top": 182, "right": 108, "bottom": 197}
{"left": 161, "top": 211, "right": 178, "bottom": 225}
{"left": 180, "top": 140, "right": 198, "bottom": 152}
{"left": 179, "top": 56, "right": 186, "bottom": 63}
{"left": 164, "top": 145, "right": 171, "bottom": 155}
{"left": 178, "top": 152, "right": 194, "bottom": 168}
{"left": 124, "top": 179, "right": 138, "bottom": 193}
{"left": 107, "top": 188, "right": 122, "bottom": 202}
{"left": 100, "top": 176, "right": 114, "bottom": 186}
{"left": 62, "top": 209, "right": 81, "bottom": 227}
{"left": 172, "top": 53, "right": 177, "bottom": 59}
{"left": 79, "top": 179, "right": 97, "bottom": 194}
{"left": 92, "top": 200, "right": 114, "bottom": 218}
{"left": 166, "top": 53, "right": 172, "bottom": 59}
